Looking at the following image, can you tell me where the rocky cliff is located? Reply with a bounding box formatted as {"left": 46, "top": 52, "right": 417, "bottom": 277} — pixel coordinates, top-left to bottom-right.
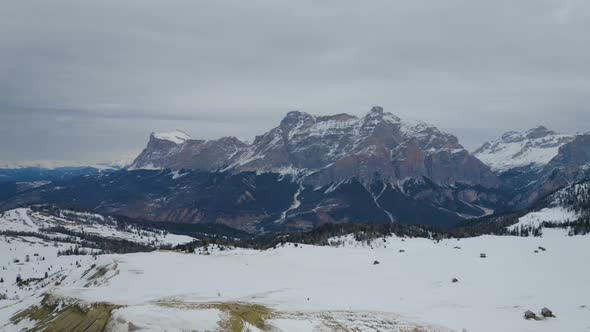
{"left": 131, "top": 107, "right": 499, "bottom": 188}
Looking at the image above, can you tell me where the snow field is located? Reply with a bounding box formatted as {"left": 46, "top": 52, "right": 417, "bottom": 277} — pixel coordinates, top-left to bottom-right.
{"left": 48, "top": 229, "right": 590, "bottom": 332}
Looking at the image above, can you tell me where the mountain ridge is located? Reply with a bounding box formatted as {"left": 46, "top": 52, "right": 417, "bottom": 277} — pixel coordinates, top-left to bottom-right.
{"left": 473, "top": 126, "right": 575, "bottom": 172}
{"left": 131, "top": 106, "right": 499, "bottom": 188}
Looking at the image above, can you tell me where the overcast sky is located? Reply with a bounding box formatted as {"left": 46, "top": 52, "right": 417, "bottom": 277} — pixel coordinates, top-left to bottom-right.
{"left": 1, "top": 0, "right": 589, "bottom": 165}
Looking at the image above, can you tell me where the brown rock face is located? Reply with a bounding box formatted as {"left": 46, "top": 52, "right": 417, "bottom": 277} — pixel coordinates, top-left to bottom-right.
{"left": 394, "top": 141, "right": 426, "bottom": 178}
{"left": 129, "top": 107, "right": 499, "bottom": 189}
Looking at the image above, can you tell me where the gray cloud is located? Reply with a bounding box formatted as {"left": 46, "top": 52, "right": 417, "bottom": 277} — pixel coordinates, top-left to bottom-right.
{"left": 1, "top": 0, "right": 590, "bottom": 163}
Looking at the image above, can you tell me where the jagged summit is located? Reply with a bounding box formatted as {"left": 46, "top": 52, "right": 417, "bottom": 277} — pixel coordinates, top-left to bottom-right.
{"left": 280, "top": 110, "right": 314, "bottom": 126}
{"left": 525, "top": 126, "right": 556, "bottom": 139}
{"left": 130, "top": 107, "right": 497, "bottom": 188}
{"left": 474, "top": 126, "right": 574, "bottom": 172}
{"left": 370, "top": 105, "right": 384, "bottom": 113}
{"left": 498, "top": 126, "right": 557, "bottom": 143}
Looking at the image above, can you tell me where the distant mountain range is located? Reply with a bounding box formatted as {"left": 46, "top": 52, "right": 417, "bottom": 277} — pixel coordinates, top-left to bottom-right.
{"left": 0, "top": 166, "right": 116, "bottom": 183}
{"left": 0, "top": 158, "right": 130, "bottom": 171}
{"left": 473, "top": 126, "right": 575, "bottom": 172}
{"left": 1, "top": 106, "right": 589, "bottom": 234}
{"left": 131, "top": 106, "right": 498, "bottom": 188}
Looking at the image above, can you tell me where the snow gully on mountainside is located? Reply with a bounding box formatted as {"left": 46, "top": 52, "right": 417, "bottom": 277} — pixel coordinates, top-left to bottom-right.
{"left": 275, "top": 181, "right": 304, "bottom": 224}
{"left": 372, "top": 181, "right": 395, "bottom": 223}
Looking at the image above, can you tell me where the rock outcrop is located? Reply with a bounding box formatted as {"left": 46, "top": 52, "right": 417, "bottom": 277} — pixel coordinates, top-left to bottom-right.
{"left": 131, "top": 131, "right": 247, "bottom": 171}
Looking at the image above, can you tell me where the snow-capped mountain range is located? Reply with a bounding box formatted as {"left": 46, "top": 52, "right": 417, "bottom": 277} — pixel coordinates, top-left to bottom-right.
{"left": 470, "top": 126, "right": 590, "bottom": 209}
{"left": 473, "top": 126, "right": 575, "bottom": 172}
{"left": 131, "top": 106, "right": 497, "bottom": 188}
{"left": 2, "top": 110, "right": 581, "bottom": 185}
{"left": 124, "top": 108, "right": 590, "bottom": 215}
{"left": 0, "top": 160, "right": 128, "bottom": 171}
{"left": 2, "top": 106, "right": 589, "bottom": 232}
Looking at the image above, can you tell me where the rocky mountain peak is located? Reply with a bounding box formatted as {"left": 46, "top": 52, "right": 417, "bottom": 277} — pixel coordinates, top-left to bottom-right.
{"left": 474, "top": 126, "right": 575, "bottom": 172}
{"left": 359, "top": 107, "right": 403, "bottom": 133}
{"left": 370, "top": 105, "right": 384, "bottom": 114}
{"left": 131, "top": 106, "right": 498, "bottom": 188}
{"left": 131, "top": 132, "right": 246, "bottom": 170}
{"left": 216, "top": 136, "right": 246, "bottom": 145}
{"left": 280, "top": 110, "right": 314, "bottom": 126}
{"left": 316, "top": 113, "right": 357, "bottom": 122}
{"left": 151, "top": 130, "right": 191, "bottom": 145}
{"left": 499, "top": 131, "right": 522, "bottom": 143}
{"left": 525, "top": 125, "right": 556, "bottom": 139}
{"left": 496, "top": 126, "right": 557, "bottom": 144}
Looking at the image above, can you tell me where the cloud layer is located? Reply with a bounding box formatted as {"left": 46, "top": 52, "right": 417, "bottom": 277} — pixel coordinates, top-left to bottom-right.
{"left": 1, "top": 0, "right": 589, "bottom": 163}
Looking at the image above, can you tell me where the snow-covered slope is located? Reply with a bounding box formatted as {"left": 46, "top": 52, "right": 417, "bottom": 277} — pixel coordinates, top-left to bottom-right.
{"left": 2, "top": 231, "right": 589, "bottom": 331}
{"left": 473, "top": 126, "right": 574, "bottom": 172}
{"left": 508, "top": 207, "right": 579, "bottom": 232}
{"left": 0, "top": 234, "right": 103, "bottom": 331}
{"left": 0, "top": 208, "right": 200, "bottom": 331}
{"left": 0, "top": 208, "right": 194, "bottom": 246}
{"left": 508, "top": 179, "right": 589, "bottom": 234}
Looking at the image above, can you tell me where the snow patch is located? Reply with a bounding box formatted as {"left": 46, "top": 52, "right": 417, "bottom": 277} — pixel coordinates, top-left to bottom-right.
{"left": 153, "top": 130, "right": 191, "bottom": 144}
{"left": 107, "top": 305, "right": 221, "bottom": 332}
{"left": 275, "top": 184, "right": 303, "bottom": 223}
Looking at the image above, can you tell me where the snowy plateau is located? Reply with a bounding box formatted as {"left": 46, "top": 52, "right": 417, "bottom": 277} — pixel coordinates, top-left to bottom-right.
{"left": 1, "top": 208, "right": 589, "bottom": 331}
{"left": 152, "top": 131, "right": 192, "bottom": 145}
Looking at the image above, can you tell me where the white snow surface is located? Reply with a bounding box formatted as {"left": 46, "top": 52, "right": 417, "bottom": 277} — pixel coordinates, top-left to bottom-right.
{"left": 107, "top": 305, "right": 221, "bottom": 332}
{"left": 152, "top": 130, "right": 191, "bottom": 144}
{"left": 508, "top": 206, "right": 579, "bottom": 232}
{"left": 0, "top": 234, "right": 102, "bottom": 331}
{"left": 474, "top": 128, "right": 574, "bottom": 172}
{"left": 0, "top": 208, "right": 194, "bottom": 246}
{"left": 13, "top": 231, "right": 582, "bottom": 331}
{"left": 507, "top": 180, "right": 587, "bottom": 233}
{"left": 1, "top": 207, "right": 589, "bottom": 331}
{"left": 275, "top": 183, "right": 303, "bottom": 223}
